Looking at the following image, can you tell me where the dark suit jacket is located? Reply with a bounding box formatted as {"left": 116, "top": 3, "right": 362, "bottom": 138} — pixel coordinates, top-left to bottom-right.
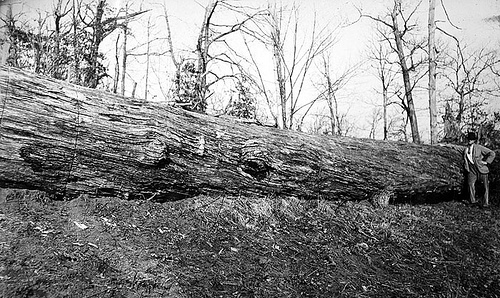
{"left": 464, "top": 143, "right": 496, "bottom": 174}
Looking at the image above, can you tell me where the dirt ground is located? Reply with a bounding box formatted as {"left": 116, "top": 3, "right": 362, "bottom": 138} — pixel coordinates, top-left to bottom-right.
{"left": 0, "top": 189, "right": 499, "bottom": 298}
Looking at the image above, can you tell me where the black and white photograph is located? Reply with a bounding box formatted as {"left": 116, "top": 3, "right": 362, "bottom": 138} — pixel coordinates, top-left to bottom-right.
{"left": 1, "top": 0, "right": 500, "bottom": 296}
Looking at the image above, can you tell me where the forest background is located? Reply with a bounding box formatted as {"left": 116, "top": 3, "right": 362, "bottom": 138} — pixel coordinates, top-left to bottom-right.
{"left": 1, "top": 0, "right": 500, "bottom": 143}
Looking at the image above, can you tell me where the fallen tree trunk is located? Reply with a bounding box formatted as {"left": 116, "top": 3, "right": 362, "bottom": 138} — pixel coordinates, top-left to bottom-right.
{"left": 0, "top": 66, "right": 476, "bottom": 202}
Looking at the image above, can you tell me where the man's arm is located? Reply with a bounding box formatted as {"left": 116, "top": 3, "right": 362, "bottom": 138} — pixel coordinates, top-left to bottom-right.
{"left": 481, "top": 146, "right": 496, "bottom": 164}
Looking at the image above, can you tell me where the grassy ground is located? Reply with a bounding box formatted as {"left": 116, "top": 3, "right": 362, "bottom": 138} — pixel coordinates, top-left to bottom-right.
{"left": 0, "top": 189, "right": 499, "bottom": 298}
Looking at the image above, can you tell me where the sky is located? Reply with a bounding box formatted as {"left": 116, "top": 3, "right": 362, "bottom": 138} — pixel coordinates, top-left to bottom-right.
{"left": 1, "top": 0, "right": 500, "bottom": 141}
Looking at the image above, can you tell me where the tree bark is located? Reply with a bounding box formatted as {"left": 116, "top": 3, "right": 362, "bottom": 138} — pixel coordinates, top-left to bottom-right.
{"left": 391, "top": 1, "right": 421, "bottom": 144}
{"left": 0, "top": 66, "right": 476, "bottom": 203}
{"left": 0, "top": 5, "right": 9, "bottom": 66}
{"left": 120, "top": 5, "right": 128, "bottom": 97}
{"left": 428, "top": 0, "right": 437, "bottom": 144}
{"left": 89, "top": 0, "right": 106, "bottom": 89}
{"left": 70, "top": 0, "right": 80, "bottom": 85}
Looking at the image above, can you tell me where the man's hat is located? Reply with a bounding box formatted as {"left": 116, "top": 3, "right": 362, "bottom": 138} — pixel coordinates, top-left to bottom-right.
{"left": 467, "top": 132, "right": 477, "bottom": 141}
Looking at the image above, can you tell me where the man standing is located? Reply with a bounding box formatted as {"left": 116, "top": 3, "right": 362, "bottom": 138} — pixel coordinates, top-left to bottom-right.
{"left": 464, "top": 132, "right": 496, "bottom": 207}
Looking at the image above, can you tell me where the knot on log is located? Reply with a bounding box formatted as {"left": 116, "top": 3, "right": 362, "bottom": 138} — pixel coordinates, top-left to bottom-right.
{"left": 19, "top": 144, "right": 71, "bottom": 172}
{"left": 241, "top": 160, "right": 271, "bottom": 180}
{"left": 240, "top": 139, "right": 273, "bottom": 180}
{"left": 19, "top": 146, "right": 44, "bottom": 172}
{"left": 141, "top": 138, "right": 171, "bottom": 168}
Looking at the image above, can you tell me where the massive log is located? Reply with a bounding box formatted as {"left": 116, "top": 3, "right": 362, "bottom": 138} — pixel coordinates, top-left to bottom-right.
{"left": 0, "top": 66, "right": 480, "bottom": 202}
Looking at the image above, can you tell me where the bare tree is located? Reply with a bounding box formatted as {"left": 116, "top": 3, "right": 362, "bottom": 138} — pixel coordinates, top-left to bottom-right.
{"left": 74, "top": 0, "right": 146, "bottom": 88}
{"left": 120, "top": 2, "right": 129, "bottom": 96}
{"left": 161, "top": 5, "right": 179, "bottom": 71}
{"left": 0, "top": 0, "right": 149, "bottom": 92}
{"left": 50, "top": 0, "right": 71, "bottom": 79}
{"left": 143, "top": 16, "right": 152, "bottom": 100}
{"left": 368, "top": 107, "right": 383, "bottom": 139}
{"left": 121, "top": 8, "right": 172, "bottom": 99}
{"left": 360, "top": 0, "right": 427, "bottom": 143}
{"left": 7, "top": 9, "right": 57, "bottom": 76}
{"left": 30, "top": 11, "right": 48, "bottom": 74}
{"left": 240, "top": 35, "right": 279, "bottom": 126}
{"left": 68, "top": 0, "right": 80, "bottom": 84}
{"left": 88, "top": 0, "right": 107, "bottom": 88}
{"left": 255, "top": 3, "right": 337, "bottom": 129}
{"left": 305, "top": 112, "right": 330, "bottom": 135}
{"left": 311, "top": 54, "right": 358, "bottom": 136}
{"left": 367, "top": 40, "right": 398, "bottom": 140}
{"left": 162, "top": 0, "right": 264, "bottom": 112}
{"left": 112, "top": 33, "right": 120, "bottom": 93}
{"left": 428, "top": 0, "right": 437, "bottom": 144}
{"left": 161, "top": 6, "right": 186, "bottom": 105}
{"left": 1, "top": 1, "right": 72, "bottom": 78}
{"left": 1, "top": 4, "right": 30, "bottom": 69}
{"left": 2, "top": 1, "right": 72, "bottom": 81}
{"left": 0, "top": 4, "right": 10, "bottom": 65}
{"left": 441, "top": 41, "right": 500, "bottom": 138}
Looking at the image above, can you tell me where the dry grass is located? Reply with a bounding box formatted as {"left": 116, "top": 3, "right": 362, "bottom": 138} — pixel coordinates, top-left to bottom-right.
{"left": 1, "top": 189, "right": 499, "bottom": 297}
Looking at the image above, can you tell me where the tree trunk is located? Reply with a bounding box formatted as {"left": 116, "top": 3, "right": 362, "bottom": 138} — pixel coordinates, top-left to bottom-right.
{"left": 113, "top": 34, "right": 120, "bottom": 94}
{"left": 391, "top": 1, "right": 421, "bottom": 144}
{"left": 70, "top": 0, "right": 80, "bottom": 85}
{"left": 428, "top": 0, "right": 437, "bottom": 144}
{"left": 120, "top": 6, "right": 128, "bottom": 97}
{"left": 0, "top": 66, "right": 478, "bottom": 203}
{"left": 382, "top": 85, "right": 388, "bottom": 140}
{"left": 89, "top": 0, "right": 105, "bottom": 89}
{"left": 192, "top": 1, "right": 216, "bottom": 113}
{"left": 52, "top": 7, "right": 62, "bottom": 80}
{"left": 144, "top": 17, "right": 151, "bottom": 100}
{"left": 0, "top": 5, "right": 9, "bottom": 66}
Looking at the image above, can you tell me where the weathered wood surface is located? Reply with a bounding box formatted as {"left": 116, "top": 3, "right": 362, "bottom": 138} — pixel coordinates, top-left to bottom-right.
{"left": 0, "top": 66, "right": 474, "bottom": 202}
